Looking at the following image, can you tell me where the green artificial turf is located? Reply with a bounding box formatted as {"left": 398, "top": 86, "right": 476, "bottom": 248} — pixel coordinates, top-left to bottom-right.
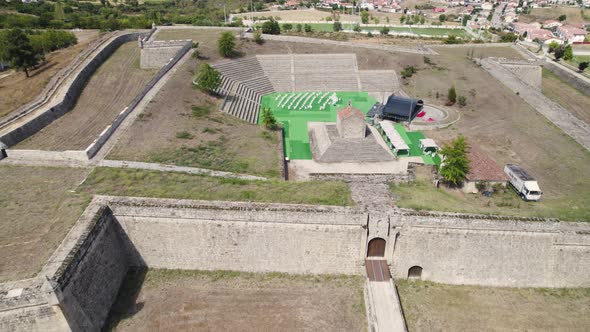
{"left": 259, "top": 92, "right": 377, "bottom": 160}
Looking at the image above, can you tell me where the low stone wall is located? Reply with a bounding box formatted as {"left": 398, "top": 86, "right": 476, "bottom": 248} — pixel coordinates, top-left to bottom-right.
{"left": 0, "top": 32, "right": 145, "bottom": 148}
{"left": 84, "top": 40, "right": 192, "bottom": 158}
{"left": 543, "top": 60, "right": 590, "bottom": 96}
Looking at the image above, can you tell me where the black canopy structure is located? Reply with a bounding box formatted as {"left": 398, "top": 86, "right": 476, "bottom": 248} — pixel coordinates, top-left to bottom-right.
{"left": 381, "top": 95, "right": 424, "bottom": 122}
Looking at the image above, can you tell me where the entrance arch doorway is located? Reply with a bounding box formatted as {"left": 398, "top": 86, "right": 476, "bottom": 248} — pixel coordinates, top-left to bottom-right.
{"left": 408, "top": 266, "right": 423, "bottom": 279}
{"left": 367, "top": 238, "right": 386, "bottom": 257}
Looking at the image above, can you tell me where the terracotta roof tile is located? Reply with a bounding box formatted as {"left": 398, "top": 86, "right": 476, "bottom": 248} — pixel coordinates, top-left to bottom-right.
{"left": 337, "top": 106, "right": 364, "bottom": 120}
{"left": 466, "top": 145, "right": 509, "bottom": 182}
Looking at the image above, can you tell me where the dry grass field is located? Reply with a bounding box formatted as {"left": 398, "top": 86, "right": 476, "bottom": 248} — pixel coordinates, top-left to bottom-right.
{"left": 105, "top": 269, "right": 366, "bottom": 332}
{"left": 541, "top": 68, "right": 590, "bottom": 124}
{"left": 397, "top": 280, "right": 590, "bottom": 332}
{"left": 521, "top": 7, "right": 590, "bottom": 24}
{"left": 394, "top": 46, "right": 590, "bottom": 221}
{"left": 0, "top": 31, "right": 100, "bottom": 118}
{"left": 16, "top": 42, "right": 157, "bottom": 151}
{"left": 0, "top": 165, "right": 90, "bottom": 282}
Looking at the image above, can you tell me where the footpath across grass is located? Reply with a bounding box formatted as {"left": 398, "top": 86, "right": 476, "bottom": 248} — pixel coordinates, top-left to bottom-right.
{"left": 78, "top": 167, "right": 353, "bottom": 206}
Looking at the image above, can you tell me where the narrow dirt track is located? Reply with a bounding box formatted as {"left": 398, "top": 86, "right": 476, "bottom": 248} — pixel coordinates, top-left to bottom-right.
{"left": 16, "top": 42, "right": 156, "bottom": 151}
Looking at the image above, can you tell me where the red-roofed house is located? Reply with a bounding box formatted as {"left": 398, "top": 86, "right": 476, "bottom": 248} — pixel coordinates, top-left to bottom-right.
{"left": 463, "top": 145, "right": 509, "bottom": 193}
{"left": 556, "top": 25, "right": 587, "bottom": 43}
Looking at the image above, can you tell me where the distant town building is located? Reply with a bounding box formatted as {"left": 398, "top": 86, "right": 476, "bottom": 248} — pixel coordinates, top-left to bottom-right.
{"left": 556, "top": 25, "right": 587, "bottom": 43}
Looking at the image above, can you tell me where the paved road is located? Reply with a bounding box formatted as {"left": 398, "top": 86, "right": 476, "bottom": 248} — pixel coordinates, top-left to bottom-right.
{"left": 366, "top": 280, "right": 407, "bottom": 332}
{"left": 491, "top": 3, "right": 507, "bottom": 29}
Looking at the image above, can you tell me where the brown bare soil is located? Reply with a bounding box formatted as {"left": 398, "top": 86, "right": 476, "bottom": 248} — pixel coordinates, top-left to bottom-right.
{"left": 397, "top": 280, "right": 590, "bottom": 332}
{"left": 105, "top": 269, "right": 366, "bottom": 332}
{"left": 402, "top": 46, "right": 590, "bottom": 203}
{"left": 0, "top": 165, "right": 90, "bottom": 282}
{"left": 0, "top": 31, "right": 100, "bottom": 118}
{"left": 520, "top": 7, "right": 590, "bottom": 25}
{"left": 108, "top": 29, "right": 407, "bottom": 177}
{"left": 16, "top": 42, "right": 157, "bottom": 151}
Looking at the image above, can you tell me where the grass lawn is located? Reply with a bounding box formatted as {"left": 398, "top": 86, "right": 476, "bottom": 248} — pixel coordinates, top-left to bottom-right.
{"left": 78, "top": 167, "right": 353, "bottom": 206}
{"left": 391, "top": 177, "right": 590, "bottom": 221}
{"left": 106, "top": 269, "right": 366, "bottom": 331}
{"left": 260, "top": 92, "right": 376, "bottom": 160}
{"left": 260, "top": 23, "right": 469, "bottom": 37}
{"left": 0, "top": 165, "right": 91, "bottom": 282}
{"left": 397, "top": 279, "right": 590, "bottom": 332}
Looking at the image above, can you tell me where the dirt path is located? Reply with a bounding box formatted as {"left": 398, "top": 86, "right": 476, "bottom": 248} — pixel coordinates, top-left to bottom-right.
{"left": 16, "top": 42, "right": 157, "bottom": 151}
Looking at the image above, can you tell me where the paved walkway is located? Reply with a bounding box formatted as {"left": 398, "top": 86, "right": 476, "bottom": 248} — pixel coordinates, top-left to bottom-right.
{"left": 98, "top": 160, "right": 267, "bottom": 181}
{"left": 480, "top": 58, "right": 590, "bottom": 151}
{"left": 366, "top": 279, "right": 407, "bottom": 332}
{"left": 243, "top": 33, "right": 437, "bottom": 55}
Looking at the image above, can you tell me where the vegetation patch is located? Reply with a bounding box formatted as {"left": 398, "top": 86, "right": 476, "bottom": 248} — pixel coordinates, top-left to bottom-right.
{"left": 78, "top": 167, "right": 353, "bottom": 206}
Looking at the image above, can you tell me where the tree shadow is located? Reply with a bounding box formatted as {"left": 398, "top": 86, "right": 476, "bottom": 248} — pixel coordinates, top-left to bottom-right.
{"left": 101, "top": 267, "right": 148, "bottom": 332}
{"left": 29, "top": 62, "right": 56, "bottom": 78}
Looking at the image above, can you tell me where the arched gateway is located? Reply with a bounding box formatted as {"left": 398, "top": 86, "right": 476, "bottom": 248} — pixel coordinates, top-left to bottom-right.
{"left": 367, "top": 238, "right": 386, "bottom": 257}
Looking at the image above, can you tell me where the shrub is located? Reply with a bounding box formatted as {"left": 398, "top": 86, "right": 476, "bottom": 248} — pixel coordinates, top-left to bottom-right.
{"left": 195, "top": 63, "right": 221, "bottom": 92}
{"left": 564, "top": 44, "right": 573, "bottom": 61}
{"left": 253, "top": 29, "right": 264, "bottom": 44}
{"left": 579, "top": 61, "right": 589, "bottom": 72}
{"left": 261, "top": 107, "right": 278, "bottom": 130}
{"left": 333, "top": 21, "right": 342, "bottom": 32}
{"left": 423, "top": 56, "right": 433, "bottom": 65}
{"left": 304, "top": 24, "right": 312, "bottom": 33}
{"left": 296, "top": 23, "right": 302, "bottom": 32}
{"left": 176, "top": 131, "right": 193, "bottom": 139}
{"left": 282, "top": 23, "right": 293, "bottom": 31}
{"left": 261, "top": 18, "right": 280, "bottom": 35}
{"left": 447, "top": 86, "right": 457, "bottom": 105}
{"left": 458, "top": 95, "right": 467, "bottom": 107}
{"left": 400, "top": 65, "right": 417, "bottom": 78}
{"left": 217, "top": 31, "right": 235, "bottom": 57}
{"left": 353, "top": 24, "right": 361, "bottom": 32}
{"left": 380, "top": 26, "right": 390, "bottom": 35}
{"left": 367, "top": 31, "right": 373, "bottom": 37}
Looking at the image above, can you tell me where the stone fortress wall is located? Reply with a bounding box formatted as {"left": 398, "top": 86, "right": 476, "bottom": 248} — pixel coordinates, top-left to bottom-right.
{"left": 1, "top": 196, "right": 589, "bottom": 331}
{"left": 0, "top": 32, "right": 146, "bottom": 148}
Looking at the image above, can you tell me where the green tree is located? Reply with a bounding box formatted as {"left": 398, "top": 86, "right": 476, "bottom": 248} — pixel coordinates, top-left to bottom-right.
{"left": 262, "top": 18, "right": 281, "bottom": 34}
{"left": 353, "top": 24, "right": 361, "bottom": 32}
{"left": 548, "top": 41, "right": 559, "bottom": 53}
{"left": 579, "top": 61, "right": 589, "bottom": 72}
{"left": 361, "top": 11, "right": 369, "bottom": 24}
{"left": 458, "top": 95, "right": 467, "bottom": 107}
{"left": 500, "top": 32, "right": 518, "bottom": 42}
{"left": 195, "top": 62, "right": 221, "bottom": 92}
{"left": 564, "top": 44, "right": 573, "bottom": 61}
{"left": 6, "top": 29, "right": 41, "bottom": 78}
{"left": 217, "top": 31, "right": 236, "bottom": 57}
{"left": 558, "top": 14, "right": 567, "bottom": 21}
{"left": 380, "top": 26, "right": 390, "bottom": 35}
{"left": 439, "top": 135, "right": 469, "bottom": 186}
{"left": 261, "top": 107, "right": 278, "bottom": 130}
{"left": 304, "top": 24, "right": 312, "bottom": 32}
{"left": 333, "top": 21, "right": 342, "bottom": 32}
{"left": 448, "top": 86, "right": 457, "bottom": 105}
{"left": 283, "top": 23, "right": 293, "bottom": 31}
{"left": 439, "top": 14, "right": 447, "bottom": 22}
{"left": 296, "top": 23, "right": 302, "bottom": 32}
{"left": 554, "top": 46, "right": 565, "bottom": 61}
{"left": 420, "top": 16, "right": 425, "bottom": 24}
{"left": 400, "top": 14, "right": 406, "bottom": 24}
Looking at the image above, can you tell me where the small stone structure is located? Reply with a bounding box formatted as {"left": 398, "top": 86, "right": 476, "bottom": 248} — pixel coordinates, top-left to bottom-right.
{"left": 309, "top": 105, "right": 394, "bottom": 163}
{"left": 337, "top": 105, "right": 366, "bottom": 139}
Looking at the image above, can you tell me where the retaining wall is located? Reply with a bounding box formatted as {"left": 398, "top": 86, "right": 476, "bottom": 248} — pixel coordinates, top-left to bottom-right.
{"left": 0, "top": 32, "right": 145, "bottom": 148}
{"left": 84, "top": 40, "right": 191, "bottom": 158}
